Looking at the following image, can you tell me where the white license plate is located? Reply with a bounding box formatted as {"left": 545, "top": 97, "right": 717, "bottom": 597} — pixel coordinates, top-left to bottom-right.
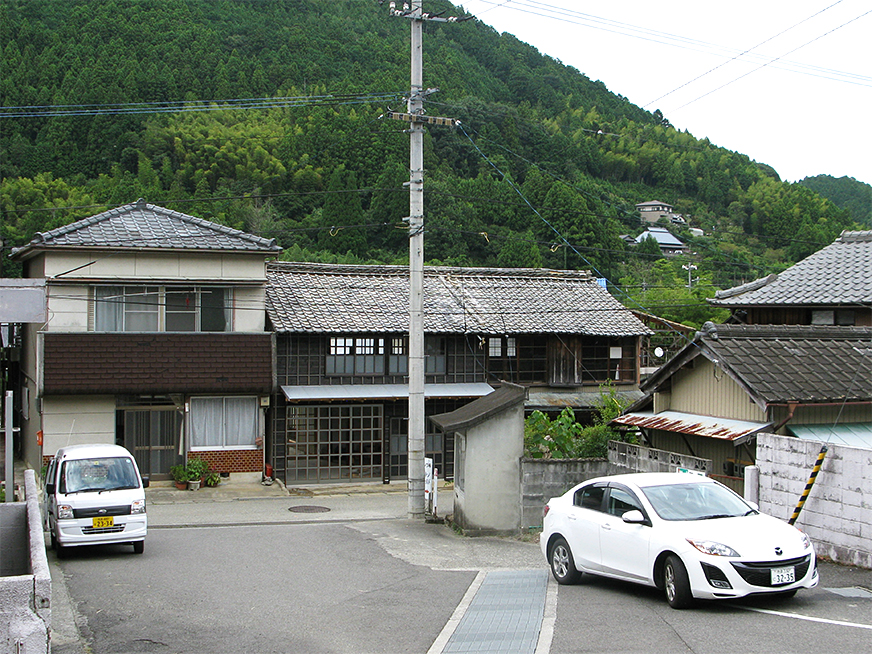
{"left": 771, "top": 566, "right": 795, "bottom": 585}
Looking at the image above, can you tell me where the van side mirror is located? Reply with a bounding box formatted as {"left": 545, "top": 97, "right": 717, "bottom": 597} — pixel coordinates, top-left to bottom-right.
{"left": 45, "top": 484, "right": 56, "bottom": 495}
{"left": 141, "top": 475, "right": 150, "bottom": 489}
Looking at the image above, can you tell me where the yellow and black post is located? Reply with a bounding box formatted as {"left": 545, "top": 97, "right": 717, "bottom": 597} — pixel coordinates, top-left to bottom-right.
{"left": 788, "top": 445, "right": 827, "bottom": 525}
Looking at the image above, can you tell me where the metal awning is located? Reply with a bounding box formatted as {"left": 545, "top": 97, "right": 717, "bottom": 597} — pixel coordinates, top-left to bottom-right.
{"left": 281, "top": 383, "right": 494, "bottom": 402}
{"left": 611, "top": 410, "right": 772, "bottom": 445}
{"left": 787, "top": 423, "right": 872, "bottom": 450}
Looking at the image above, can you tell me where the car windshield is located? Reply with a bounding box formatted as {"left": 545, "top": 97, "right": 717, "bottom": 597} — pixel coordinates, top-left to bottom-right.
{"left": 60, "top": 457, "right": 140, "bottom": 494}
{"left": 641, "top": 481, "right": 753, "bottom": 521}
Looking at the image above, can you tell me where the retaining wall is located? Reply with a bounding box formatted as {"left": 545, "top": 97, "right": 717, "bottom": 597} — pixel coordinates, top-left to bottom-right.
{"left": 520, "top": 442, "right": 711, "bottom": 530}
{"left": 0, "top": 469, "right": 51, "bottom": 653}
{"left": 756, "top": 433, "right": 872, "bottom": 569}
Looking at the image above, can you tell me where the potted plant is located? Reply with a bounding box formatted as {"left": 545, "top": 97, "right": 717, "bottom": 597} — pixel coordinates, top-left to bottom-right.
{"left": 170, "top": 464, "right": 189, "bottom": 490}
{"left": 204, "top": 471, "right": 221, "bottom": 488}
{"left": 186, "top": 458, "right": 210, "bottom": 482}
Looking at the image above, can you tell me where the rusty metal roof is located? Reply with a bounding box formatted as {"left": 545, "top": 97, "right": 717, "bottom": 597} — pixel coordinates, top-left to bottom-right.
{"left": 612, "top": 410, "right": 771, "bottom": 444}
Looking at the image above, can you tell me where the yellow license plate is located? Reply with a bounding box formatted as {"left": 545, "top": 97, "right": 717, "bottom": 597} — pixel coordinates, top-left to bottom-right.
{"left": 92, "top": 516, "right": 114, "bottom": 529}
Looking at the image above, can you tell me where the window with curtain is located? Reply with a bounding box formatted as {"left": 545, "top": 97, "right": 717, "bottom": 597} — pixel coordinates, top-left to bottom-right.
{"left": 189, "top": 397, "right": 258, "bottom": 449}
{"left": 94, "top": 286, "right": 231, "bottom": 332}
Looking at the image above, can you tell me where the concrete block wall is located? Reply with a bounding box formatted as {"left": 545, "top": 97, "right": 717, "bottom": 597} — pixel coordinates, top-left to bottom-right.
{"left": 521, "top": 442, "right": 712, "bottom": 530}
{"left": 0, "top": 470, "right": 51, "bottom": 654}
{"left": 756, "top": 433, "right": 872, "bottom": 569}
{"left": 521, "top": 458, "right": 610, "bottom": 529}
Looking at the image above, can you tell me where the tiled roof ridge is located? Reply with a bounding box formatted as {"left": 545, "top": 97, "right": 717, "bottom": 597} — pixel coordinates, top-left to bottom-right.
{"left": 267, "top": 261, "right": 594, "bottom": 280}
{"left": 700, "top": 322, "right": 872, "bottom": 340}
{"left": 837, "top": 230, "right": 872, "bottom": 243}
{"left": 29, "top": 199, "right": 279, "bottom": 250}
{"left": 714, "top": 273, "right": 778, "bottom": 300}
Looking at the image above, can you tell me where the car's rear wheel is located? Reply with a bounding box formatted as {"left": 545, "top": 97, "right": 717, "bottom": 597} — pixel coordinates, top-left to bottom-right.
{"left": 549, "top": 537, "right": 582, "bottom": 584}
{"left": 664, "top": 555, "right": 693, "bottom": 609}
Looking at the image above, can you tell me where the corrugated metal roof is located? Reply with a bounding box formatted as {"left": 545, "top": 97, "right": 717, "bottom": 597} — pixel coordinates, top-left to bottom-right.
{"left": 266, "top": 262, "right": 653, "bottom": 336}
{"left": 710, "top": 230, "right": 872, "bottom": 306}
{"left": 787, "top": 423, "right": 872, "bottom": 450}
{"left": 280, "top": 383, "right": 493, "bottom": 402}
{"left": 612, "top": 410, "right": 771, "bottom": 444}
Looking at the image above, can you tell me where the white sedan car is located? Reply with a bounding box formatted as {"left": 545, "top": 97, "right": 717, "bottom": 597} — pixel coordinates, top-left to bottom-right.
{"left": 540, "top": 472, "right": 818, "bottom": 608}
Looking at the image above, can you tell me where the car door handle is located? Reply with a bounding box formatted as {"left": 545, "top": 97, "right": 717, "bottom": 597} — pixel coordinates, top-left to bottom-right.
{"left": 568, "top": 514, "right": 577, "bottom": 520}
{"left": 601, "top": 523, "right": 612, "bottom": 530}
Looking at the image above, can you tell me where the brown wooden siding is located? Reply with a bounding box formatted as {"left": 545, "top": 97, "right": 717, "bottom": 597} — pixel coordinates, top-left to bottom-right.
{"left": 43, "top": 332, "right": 274, "bottom": 395}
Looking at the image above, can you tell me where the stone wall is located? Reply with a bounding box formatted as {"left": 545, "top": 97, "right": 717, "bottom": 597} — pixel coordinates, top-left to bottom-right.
{"left": 755, "top": 433, "right": 872, "bottom": 569}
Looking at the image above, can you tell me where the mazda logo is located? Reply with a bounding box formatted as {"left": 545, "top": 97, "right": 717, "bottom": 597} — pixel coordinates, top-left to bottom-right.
{"left": 774, "top": 547, "right": 783, "bottom": 556}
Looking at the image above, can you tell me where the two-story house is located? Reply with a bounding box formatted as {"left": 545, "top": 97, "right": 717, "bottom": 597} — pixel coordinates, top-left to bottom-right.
{"left": 709, "top": 230, "right": 872, "bottom": 326}
{"left": 265, "top": 262, "right": 652, "bottom": 485}
{"left": 11, "top": 200, "right": 282, "bottom": 479}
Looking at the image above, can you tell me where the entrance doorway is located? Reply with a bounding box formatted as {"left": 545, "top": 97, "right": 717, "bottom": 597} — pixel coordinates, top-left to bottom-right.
{"left": 121, "top": 407, "right": 184, "bottom": 479}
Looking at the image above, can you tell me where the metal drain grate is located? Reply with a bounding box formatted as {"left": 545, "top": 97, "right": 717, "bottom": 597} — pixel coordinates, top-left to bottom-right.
{"left": 288, "top": 505, "right": 331, "bottom": 513}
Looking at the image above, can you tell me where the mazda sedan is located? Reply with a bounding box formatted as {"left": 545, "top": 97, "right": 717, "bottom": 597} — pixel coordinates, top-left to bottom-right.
{"left": 540, "top": 472, "right": 818, "bottom": 608}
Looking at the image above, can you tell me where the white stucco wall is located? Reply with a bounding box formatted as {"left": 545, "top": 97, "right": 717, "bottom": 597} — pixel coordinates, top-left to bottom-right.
{"left": 756, "top": 433, "right": 872, "bottom": 569}
{"left": 41, "top": 395, "right": 117, "bottom": 457}
{"left": 453, "top": 403, "right": 524, "bottom": 535}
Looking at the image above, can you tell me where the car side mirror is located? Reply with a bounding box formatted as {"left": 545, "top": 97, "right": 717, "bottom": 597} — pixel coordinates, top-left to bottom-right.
{"left": 45, "top": 484, "right": 55, "bottom": 495}
{"left": 622, "top": 509, "right": 646, "bottom": 524}
{"left": 141, "top": 475, "right": 150, "bottom": 489}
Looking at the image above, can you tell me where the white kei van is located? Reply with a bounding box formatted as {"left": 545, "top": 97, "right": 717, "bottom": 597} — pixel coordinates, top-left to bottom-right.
{"left": 44, "top": 443, "right": 149, "bottom": 555}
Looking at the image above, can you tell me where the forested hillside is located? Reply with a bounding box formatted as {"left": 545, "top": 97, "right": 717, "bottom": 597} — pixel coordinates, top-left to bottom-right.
{"left": 0, "top": 0, "right": 859, "bottom": 326}
{"left": 799, "top": 175, "right": 871, "bottom": 227}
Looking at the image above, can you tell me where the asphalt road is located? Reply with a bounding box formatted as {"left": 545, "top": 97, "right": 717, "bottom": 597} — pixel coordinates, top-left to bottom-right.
{"left": 48, "top": 488, "right": 872, "bottom": 654}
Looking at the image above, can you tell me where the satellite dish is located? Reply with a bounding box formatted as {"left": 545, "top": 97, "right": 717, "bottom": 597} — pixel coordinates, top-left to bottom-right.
{"left": 654, "top": 347, "right": 664, "bottom": 358}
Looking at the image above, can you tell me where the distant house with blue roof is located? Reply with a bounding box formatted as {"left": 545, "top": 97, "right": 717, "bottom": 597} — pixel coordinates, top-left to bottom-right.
{"left": 635, "top": 226, "right": 688, "bottom": 255}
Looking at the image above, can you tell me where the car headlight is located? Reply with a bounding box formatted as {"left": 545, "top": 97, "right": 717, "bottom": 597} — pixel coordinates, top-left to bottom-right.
{"left": 58, "top": 504, "right": 74, "bottom": 520}
{"left": 796, "top": 529, "right": 811, "bottom": 550}
{"left": 131, "top": 499, "right": 146, "bottom": 514}
{"left": 686, "top": 538, "right": 740, "bottom": 557}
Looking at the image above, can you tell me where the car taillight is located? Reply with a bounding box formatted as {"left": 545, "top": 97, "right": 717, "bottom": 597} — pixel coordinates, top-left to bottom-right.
{"left": 543, "top": 504, "right": 550, "bottom": 518}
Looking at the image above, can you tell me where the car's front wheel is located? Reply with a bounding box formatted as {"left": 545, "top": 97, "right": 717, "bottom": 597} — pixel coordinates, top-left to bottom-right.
{"left": 664, "top": 555, "right": 693, "bottom": 609}
{"left": 549, "top": 537, "right": 582, "bottom": 584}
{"left": 132, "top": 540, "right": 144, "bottom": 554}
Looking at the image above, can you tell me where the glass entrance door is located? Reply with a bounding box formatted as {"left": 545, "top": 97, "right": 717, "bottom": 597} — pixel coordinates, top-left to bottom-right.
{"left": 123, "top": 408, "right": 184, "bottom": 479}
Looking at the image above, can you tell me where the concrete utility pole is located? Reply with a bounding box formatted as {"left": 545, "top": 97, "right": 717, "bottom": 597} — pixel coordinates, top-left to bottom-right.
{"left": 386, "top": 1, "right": 463, "bottom": 518}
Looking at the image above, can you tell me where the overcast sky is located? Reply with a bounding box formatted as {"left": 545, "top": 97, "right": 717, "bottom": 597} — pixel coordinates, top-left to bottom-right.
{"left": 458, "top": 1, "right": 871, "bottom": 185}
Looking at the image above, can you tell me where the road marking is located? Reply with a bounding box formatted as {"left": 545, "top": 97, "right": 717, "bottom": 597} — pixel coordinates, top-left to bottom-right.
{"left": 739, "top": 606, "right": 872, "bottom": 630}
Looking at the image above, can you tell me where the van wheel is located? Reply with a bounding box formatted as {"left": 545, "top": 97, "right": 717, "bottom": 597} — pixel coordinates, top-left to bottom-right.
{"left": 133, "top": 541, "right": 144, "bottom": 554}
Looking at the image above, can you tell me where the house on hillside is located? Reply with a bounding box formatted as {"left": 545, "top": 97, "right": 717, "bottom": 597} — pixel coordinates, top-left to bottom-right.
{"left": 611, "top": 323, "right": 872, "bottom": 492}
{"left": 10, "top": 200, "right": 282, "bottom": 479}
{"left": 635, "top": 226, "right": 688, "bottom": 256}
{"left": 636, "top": 200, "right": 685, "bottom": 225}
{"left": 709, "top": 230, "right": 872, "bottom": 326}
{"left": 265, "top": 262, "right": 652, "bottom": 485}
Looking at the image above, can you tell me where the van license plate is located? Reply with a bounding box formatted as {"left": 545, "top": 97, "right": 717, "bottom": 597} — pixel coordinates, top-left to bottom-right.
{"left": 771, "top": 566, "right": 795, "bottom": 585}
{"left": 92, "top": 516, "right": 114, "bottom": 529}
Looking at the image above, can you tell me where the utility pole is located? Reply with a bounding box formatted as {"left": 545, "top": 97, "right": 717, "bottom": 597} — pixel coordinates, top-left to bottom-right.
{"left": 386, "top": 1, "right": 463, "bottom": 518}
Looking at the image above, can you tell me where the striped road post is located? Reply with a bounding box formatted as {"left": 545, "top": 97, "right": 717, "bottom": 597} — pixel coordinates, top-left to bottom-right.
{"left": 788, "top": 445, "right": 828, "bottom": 525}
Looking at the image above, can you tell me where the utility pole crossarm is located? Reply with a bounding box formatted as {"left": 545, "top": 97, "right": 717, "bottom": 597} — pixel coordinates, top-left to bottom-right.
{"left": 386, "top": 111, "right": 457, "bottom": 127}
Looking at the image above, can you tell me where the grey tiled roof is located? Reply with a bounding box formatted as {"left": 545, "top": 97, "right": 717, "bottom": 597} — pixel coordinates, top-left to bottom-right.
{"left": 710, "top": 230, "right": 872, "bottom": 306}
{"left": 266, "top": 262, "right": 652, "bottom": 337}
{"left": 652, "top": 324, "right": 872, "bottom": 404}
{"left": 11, "top": 199, "right": 281, "bottom": 258}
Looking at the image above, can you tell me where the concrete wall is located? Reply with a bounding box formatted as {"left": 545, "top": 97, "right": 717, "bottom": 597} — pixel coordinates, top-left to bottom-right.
{"left": 520, "top": 441, "right": 712, "bottom": 530}
{"left": 755, "top": 433, "right": 872, "bottom": 569}
{"left": 42, "top": 394, "right": 117, "bottom": 458}
{"left": 453, "top": 403, "right": 524, "bottom": 536}
{"left": 0, "top": 470, "right": 51, "bottom": 653}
